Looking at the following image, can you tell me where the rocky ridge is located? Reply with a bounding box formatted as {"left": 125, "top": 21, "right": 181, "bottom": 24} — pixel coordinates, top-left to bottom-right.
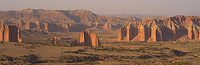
{"left": 0, "top": 9, "right": 143, "bottom": 31}
{"left": 118, "top": 15, "right": 200, "bottom": 42}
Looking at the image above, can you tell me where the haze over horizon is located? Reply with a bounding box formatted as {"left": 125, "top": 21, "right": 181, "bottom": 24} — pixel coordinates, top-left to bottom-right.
{"left": 0, "top": 0, "right": 200, "bottom": 17}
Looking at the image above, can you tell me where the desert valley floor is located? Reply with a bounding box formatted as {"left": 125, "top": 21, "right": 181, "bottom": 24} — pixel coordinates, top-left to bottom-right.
{"left": 1, "top": 28, "right": 200, "bottom": 65}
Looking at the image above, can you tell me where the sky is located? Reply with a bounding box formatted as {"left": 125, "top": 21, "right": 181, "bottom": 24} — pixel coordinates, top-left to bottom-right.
{"left": 0, "top": 0, "right": 200, "bottom": 16}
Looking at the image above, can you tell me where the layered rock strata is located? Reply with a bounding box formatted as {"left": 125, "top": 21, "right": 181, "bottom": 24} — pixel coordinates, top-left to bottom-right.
{"left": 77, "top": 30, "right": 101, "bottom": 47}
{"left": 0, "top": 25, "right": 22, "bottom": 42}
{"left": 0, "top": 22, "right": 123, "bottom": 32}
{"left": 118, "top": 15, "right": 200, "bottom": 42}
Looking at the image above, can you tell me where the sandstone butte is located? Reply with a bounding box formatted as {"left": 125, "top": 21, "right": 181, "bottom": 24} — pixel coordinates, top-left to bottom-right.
{"left": 50, "top": 36, "right": 56, "bottom": 44}
{"left": 118, "top": 15, "right": 200, "bottom": 42}
{"left": 0, "top": 25, "right": 22, "bottom": 42}
{"left": 77, "top": 30, "right": 101, "bottom": 47}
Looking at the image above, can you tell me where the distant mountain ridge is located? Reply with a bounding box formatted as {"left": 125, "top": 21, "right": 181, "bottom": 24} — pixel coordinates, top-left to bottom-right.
{"left": 0, "top": 9, "right": 143, "bottom": 32}
{"left": 104, "top": 14, "right": 167, "bottom": 20}
{"left": 103, "top": 14, "right": 155, "bottom": 18}
{"left": 0, "top": 9, "right": 142, "bottom": 24}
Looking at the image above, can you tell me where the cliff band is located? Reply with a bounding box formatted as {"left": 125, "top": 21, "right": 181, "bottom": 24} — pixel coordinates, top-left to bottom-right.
{"left": 118, "top": 15, "right": 200, "bottom": 42}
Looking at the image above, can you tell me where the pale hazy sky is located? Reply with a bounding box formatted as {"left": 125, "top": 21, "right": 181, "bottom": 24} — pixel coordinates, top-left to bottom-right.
{"left": 0, "top": 0, "right": 200, "bottom": 16}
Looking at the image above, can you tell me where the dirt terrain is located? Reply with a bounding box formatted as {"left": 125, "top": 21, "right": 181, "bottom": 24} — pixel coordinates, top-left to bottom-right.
{"left": 0, "top": 41, "right": 200, "bottom": 65}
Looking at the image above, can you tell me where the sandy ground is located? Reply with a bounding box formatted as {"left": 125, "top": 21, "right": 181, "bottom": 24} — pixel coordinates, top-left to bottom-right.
{"left": 0, "top": 42, "right": 84, "bottom": 60}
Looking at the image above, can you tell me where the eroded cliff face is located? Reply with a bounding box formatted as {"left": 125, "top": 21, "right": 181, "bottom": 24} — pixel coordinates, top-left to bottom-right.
{"left": 103, "top": 24, "right": 123, "bottom": 29}
{"left": 77, "top": 30, "right": 101, "bottom": 47}
{"left": 0, "top": 25, "right": 22, "bottom": 42}
{"left": 118, "top": 15, "right": 200, "bottom": 42}
{"left": 0, "top": 22, "right": 123, "bottom": 32}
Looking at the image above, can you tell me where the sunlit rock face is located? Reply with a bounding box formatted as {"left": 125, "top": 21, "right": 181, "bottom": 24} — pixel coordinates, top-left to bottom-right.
{"left": 118, "top": 15, "right": 200, "bottom": 42}
{"left": 78, "top": 30, "right": 101, "bottom": 47}
{"left": 0, "top": 25, "right": 22, "bottom": 42}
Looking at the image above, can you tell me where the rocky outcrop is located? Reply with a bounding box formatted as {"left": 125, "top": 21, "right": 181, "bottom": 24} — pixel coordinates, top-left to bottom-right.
{"left": 50, "top": 36, "right": 56, "bottom": 44}
{"left": 77, "top": 30, "right": 101, "bottom": 47}
{"left": 118, "top": 15, "right": 200, "bottom": 42}
{"left": 0, "top": 25, "right": 22, "bottom": 42}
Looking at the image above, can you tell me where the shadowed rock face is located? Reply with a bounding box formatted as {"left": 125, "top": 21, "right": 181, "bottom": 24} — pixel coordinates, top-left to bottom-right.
{"left": 50, "top": 36, "right": 56, "bottom": 44}
{"left": 77, "top": 30, "right": 101, "bottom": 47}
{"left": 0, "top": 25, "right": 22, "bottom": 42}
{"left": 118, "top": 15, "right": 200, "bottom": 42}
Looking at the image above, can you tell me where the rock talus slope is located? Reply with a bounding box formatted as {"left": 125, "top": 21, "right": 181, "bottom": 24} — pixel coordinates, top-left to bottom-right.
{"left": 118, "top": 15, "right": 200, "bottom": 42}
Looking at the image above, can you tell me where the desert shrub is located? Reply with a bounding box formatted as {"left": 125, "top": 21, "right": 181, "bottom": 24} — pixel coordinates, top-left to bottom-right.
{"left": 1, "top": 55, "right": 6, "bottom": 57}
{"left": 84, "top": 47, "right": 88, "bottom": 49}
{"left": 59, "top": 55, "right": 101, "bottom": 63}
{"left": 170, "top": 49, "right": 187, "bottom": 56}
{"left": 7, "top": 57, "right": 14, "bottom": 62}
{"left": 0, "top": 55, "right": 15, "bottom": 62}
{"left": 22, "top": 54, "right": 47, "bottom": 63}
{"left": 138, "top": 55, "right": 152, "bottom": 59}
{"left": 23, "top": 54, "right": 38, "bottom": 63}
{"left": 171, "top": 62, "right": 190, "bottom": 65}
{"left": 64, "top": 49, "right": 84, "bottom": 53}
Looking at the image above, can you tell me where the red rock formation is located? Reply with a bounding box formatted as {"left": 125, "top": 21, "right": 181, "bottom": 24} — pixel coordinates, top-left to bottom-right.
{"left": 0, "top": 22, "right": 92, "bottom": 32}
{"left": 50, "top": 36, "right": 56, "bottom": 44}
{"left": 118, "top": 15, "right": 200, "bottom": 42}
{"left": 118, "top": 27, "right": 128, "bottom": 41}
{"left": 0, "top": 25, "right": 22, "bottom": 42}
{"left": 47, "top": 23, "right": 69, "bottom": 32}
{"left": 77, "top": 30, "right": 101, "bottom": 47}
{"left": 0, "top": 9, "right": 136, "bottom": 32}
